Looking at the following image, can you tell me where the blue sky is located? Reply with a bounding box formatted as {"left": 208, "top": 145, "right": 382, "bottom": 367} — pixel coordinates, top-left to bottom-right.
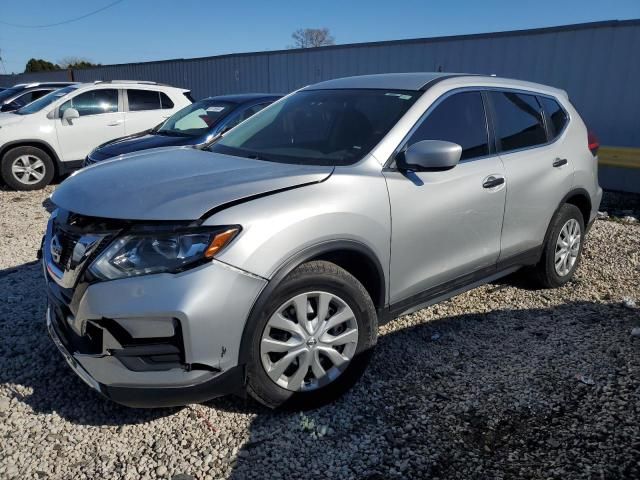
{"left": 1, "top": 0, "right": 638, "bottom": 73}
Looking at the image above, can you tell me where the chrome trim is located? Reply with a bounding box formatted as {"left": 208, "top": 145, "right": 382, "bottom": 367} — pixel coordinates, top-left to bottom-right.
{"left": 44, "top": 211, "right": 110, "bottom": 289}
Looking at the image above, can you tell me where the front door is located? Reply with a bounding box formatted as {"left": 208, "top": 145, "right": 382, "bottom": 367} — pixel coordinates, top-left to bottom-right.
{"left": 384, "top": 90, "right": 506, "bottom": 305}
{"left": 55, "top": 88, "right": 125, "bottom": 161}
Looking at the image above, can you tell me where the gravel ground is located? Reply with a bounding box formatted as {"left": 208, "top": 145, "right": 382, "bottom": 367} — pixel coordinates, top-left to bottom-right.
{"left": 0, "top": 188, "right": 639, "bottom": 480}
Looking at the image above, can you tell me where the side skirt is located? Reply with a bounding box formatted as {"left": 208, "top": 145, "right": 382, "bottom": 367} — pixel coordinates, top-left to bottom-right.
{"left": 378, "top": 246, "right": 542, "bottom": 324}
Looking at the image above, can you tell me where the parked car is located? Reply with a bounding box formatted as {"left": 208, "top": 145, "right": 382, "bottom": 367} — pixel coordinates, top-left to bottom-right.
{"left": 0, "top": 82, "right": 77, "bottom": 113}
{"left": 0, "top": 80, "right": 192, "bottom": 190}
{"left": 83, "top": 94, "right": 282, "bottom": 166}
{"left": 43, "top": 72, "right": 602, "bottom": 409}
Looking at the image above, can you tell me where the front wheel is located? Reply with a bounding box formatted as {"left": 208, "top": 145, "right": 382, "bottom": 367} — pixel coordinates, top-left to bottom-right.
{"left": 245, "top": 261, "right": 378, "bottom": 409}
{"left": 533, "top": 203, "right": 585, "bottom": 288}
{"left": 1, "top": 146, "right": 55, "bottom": 190}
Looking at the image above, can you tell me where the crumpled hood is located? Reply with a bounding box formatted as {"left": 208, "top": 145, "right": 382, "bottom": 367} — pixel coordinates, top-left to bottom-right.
{"left": 52, "top": 147, "right": 333, "bottom": 221}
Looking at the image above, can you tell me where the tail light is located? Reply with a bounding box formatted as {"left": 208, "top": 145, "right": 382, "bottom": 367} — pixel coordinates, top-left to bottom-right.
{"left": 587, "top": 130, "right": 600, "bottom": 156}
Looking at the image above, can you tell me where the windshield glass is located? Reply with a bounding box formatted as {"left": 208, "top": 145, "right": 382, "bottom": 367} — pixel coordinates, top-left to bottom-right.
{"left": 0, "top": 88, "right": 21, "bottom": 103}
{"left": 16, "top": 85, "right": 78, "bottom": 115}
{"left": 210, "top": 89, "right": 420, "bottom": 166}
{"left": 157, "top": 99, "right": 236, "bottom": 137}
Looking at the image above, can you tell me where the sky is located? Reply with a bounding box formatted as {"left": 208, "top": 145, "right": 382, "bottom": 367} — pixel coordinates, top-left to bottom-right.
{"left": 1, "top": 0, "right": 639, "bottom": 74}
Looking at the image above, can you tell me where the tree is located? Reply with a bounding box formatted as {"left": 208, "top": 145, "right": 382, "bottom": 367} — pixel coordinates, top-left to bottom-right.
{"left": 291, "top": 28, "right": 335, "bottom": 48}
{"left": 58, "top": 56, "right": 100, "bottom": 70}
{"left": 24, "top": 58, "right": 60, "bottom": 73}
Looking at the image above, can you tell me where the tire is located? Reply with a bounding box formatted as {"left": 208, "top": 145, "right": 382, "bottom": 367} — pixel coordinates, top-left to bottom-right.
{"left": 245, "top": 260, "right": 378, "bottom": 409}
{"left": 1, "top": 146, "right": 55, "bottom": 190}
{"left": 533, "top": 203, "right": 585, "bottom": 288}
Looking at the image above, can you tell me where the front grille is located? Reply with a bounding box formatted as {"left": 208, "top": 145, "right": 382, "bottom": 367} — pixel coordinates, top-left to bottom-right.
{"left": 51, "top": 226, "right": 81, "bottom": 270}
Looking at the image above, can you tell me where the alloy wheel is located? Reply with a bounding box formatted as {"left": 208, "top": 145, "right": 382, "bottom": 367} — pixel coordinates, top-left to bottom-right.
{"left": 11, "top": 154, "right": 46, "bottom": 185}
{"left": 260, "top": 291, "right": 359, "bottom": 392}
{"left": 554, "top": 218, "right": 581, "bottom": 276}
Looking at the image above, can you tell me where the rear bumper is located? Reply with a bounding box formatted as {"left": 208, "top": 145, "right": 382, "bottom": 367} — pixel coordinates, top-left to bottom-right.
{"left": 47, "top": 306, "right": 245, "bottom": 407}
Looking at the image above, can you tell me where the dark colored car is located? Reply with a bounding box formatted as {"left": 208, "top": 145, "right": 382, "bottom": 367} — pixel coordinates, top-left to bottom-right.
{"left": 84, "top": 93, "right": 282, "bottom": 166}
{"left": 0, "top": 82, "right": 77, "bottom": 112}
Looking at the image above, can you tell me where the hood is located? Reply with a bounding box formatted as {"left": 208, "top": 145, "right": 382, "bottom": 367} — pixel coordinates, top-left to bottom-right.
{"left": 52, "top": 147, "right": 333, "bottom": 221}
{"left": 0, "top": 112, "right": 24, "bottom": 127}
{"left": 92, "top": 132, "right": 202, "bottom": 161}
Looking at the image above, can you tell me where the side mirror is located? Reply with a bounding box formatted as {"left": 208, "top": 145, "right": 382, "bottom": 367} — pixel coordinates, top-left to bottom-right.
{"left": 62, "top": 108, "right": 80, "bottom": 124}
{"left": 398, "top": 140, "right": 462, "bottom": 171}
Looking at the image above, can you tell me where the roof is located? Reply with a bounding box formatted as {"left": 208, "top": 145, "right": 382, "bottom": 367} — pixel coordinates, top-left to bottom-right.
{"left": 205, "top": 93, "right": 283, "bottom": 103}
{"left": 74, "top": 19, "right": 639, "bottom": 68}
{"left": 304, "top": 72, "right": 458, "bottom": 91}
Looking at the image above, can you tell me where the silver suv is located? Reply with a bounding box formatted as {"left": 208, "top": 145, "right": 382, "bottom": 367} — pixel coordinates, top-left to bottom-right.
{"left": 43, "top": 73, "right": 602, "bottom": 409}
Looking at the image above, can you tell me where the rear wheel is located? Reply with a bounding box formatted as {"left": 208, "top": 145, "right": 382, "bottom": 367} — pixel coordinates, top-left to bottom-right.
{"left": 534, "top": 203, "right": 585, "bottom": 288}
{"left": 1, "top": 146, "right": 55, "bottom": 190}
{"left": 245, "top": 261, "right": 377, "bottom": 409}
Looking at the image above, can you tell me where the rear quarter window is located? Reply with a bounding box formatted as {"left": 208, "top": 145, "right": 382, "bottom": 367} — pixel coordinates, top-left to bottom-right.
{"left": 538, "top": 96, "right": 569, "bottom": 139}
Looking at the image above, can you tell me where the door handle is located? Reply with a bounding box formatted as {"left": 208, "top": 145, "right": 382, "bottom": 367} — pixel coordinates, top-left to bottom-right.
{"left": 482, "top": 176, "right": 505, "bottom": 189}
{"left": 107, "top": 123, "right": 120, "bottom": 126}
{"left": 553, "top": 158, "right": 568, "bottom": 167}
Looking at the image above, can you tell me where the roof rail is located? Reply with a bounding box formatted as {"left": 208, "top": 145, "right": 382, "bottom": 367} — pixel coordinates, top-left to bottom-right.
{"left": 93, "top": 79, "right": 171, "bottom": 87}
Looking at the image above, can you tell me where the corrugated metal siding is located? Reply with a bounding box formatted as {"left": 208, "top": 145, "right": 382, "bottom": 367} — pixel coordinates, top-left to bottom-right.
{"left": 0, "top": 20, "right": 638, "bottom": 190}
{"left": 0, "top": 70, "right": 71, "bottom": 85}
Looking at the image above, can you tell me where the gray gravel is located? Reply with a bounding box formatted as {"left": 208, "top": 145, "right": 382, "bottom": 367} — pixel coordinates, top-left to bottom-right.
{"left": 0, "top": 188, "right": 639, "bottom": 480}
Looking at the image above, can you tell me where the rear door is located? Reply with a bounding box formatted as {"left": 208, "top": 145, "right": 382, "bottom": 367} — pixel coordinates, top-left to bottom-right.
{"left": 124, "top": 89, "right": 175, "bottom": 134}
{"left": 384, "top": 90, "right": 506, "bottom": 304}
{"left": 488, "top": 90, "right": 574, "bottom": 260}
{"left": 55, "top": 88, "right": 125, "bottom": 162}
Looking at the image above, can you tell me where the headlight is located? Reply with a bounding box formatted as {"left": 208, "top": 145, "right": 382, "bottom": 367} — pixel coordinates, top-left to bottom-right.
{"left": 89, "top": 227, "right": 240, "bottom": 280}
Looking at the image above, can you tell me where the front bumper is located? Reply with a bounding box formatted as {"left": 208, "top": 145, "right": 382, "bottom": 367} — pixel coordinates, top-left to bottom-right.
{"left": 47, "top": 307, "right": 245, "bottom": 407}
{"left": 45, "top": 252, "right": 267, "bottom": 407}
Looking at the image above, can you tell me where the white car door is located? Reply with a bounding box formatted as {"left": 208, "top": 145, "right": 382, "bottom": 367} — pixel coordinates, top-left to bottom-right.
{"left": 123, "top": 89, "right": 174, "bottom": 135}
{"left": 55, "top": 88, "right": 125, "bottom": 162}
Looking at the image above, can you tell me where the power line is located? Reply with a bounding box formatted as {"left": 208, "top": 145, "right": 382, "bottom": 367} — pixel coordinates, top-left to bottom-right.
{"left": 0, "top": 0, "right": 124, "bottom": 29}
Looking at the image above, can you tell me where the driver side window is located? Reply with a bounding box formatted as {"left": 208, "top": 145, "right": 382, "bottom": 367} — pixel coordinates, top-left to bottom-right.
{"left": 59, "top": 89, "right": 118, "bottom": 117}
{"left": 407, "top": 91, "right": 489, "bottom": 161}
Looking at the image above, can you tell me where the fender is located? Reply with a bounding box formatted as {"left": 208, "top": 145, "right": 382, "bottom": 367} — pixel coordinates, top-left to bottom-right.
{"left": 542, "top": 187, "right": 593, "bottom": 248}
{"left": 237, "top": 239, "right": 386, "bottom": 365}
{"left": 0, "top": 138, "right": 79, "bottom": 175}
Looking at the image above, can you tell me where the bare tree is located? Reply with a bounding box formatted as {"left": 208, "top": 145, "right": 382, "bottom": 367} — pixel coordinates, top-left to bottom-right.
{"left": 290, "top": 28, "right": 335, "bottom": 48}
{"left": 58, "top": 56, "right": 99, "bottom": 69}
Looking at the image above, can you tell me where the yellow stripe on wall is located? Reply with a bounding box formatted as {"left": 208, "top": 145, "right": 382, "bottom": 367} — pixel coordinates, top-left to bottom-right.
{"left": 598, "top": 146, "right": 640, "bottom": 169}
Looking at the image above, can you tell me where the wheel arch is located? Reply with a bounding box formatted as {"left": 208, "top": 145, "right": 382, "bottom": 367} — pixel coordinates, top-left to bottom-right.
{"left": 237, "top": 240, "right": 386, "bottom": 365}
{"left": 0, "top": 139, "right": 63, "bottom": 175}
{"left": 563, "top": 188, "right": 592, "bottom": 227}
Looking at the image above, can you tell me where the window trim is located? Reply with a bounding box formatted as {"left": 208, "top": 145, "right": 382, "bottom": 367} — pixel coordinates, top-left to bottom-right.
{"left": 484, "top": 87, "right": 571, "bottom": 156}
{"left": 385, "top": 87, "right": 494, "bottom": 169}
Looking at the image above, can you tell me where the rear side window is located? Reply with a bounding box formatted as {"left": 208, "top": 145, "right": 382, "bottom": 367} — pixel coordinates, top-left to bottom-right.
{"left": 489, "top": 91, "right": 546, "bottom": 152}
{"left": 538, "top": 96, "right": 568, "bottom": 139}
{"left": 59, "top": 89, "right": 118, "bottom": 117}
{"left": 128, "top": 89, "right": 161, "bottom": 111}
{"left": 406, "top": 91, "right": 489, "bottom": 160}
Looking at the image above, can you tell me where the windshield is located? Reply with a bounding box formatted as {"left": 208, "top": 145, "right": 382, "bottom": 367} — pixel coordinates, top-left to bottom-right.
{"left": 157, "top": 99, "right": 236, "bottom": 137}
{"left": 0, "top": 87, "right": 21, "bottom": 103}
{"left": 16, "top": 85, "right": 78, "bottom": 115}
{"left": 210, "top": 89, "right": 420, "bottom": 166}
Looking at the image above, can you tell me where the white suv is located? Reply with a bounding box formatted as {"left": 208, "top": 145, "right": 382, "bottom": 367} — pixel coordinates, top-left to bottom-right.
{"left": 0, "top": 80, "right": 192, "bottom": 190}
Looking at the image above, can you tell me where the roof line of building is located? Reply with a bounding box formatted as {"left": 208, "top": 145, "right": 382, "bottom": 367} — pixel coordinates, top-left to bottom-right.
{"left": 3, "top": 18, "right": 639, "bottom": 75}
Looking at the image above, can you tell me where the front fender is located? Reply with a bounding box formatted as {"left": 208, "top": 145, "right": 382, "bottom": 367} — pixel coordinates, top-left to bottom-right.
{"left": 206, "top": 170, "right": 391, "bottom": 304}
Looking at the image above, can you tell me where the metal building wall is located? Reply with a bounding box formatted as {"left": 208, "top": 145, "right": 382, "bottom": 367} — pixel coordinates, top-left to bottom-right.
{"left": 1, "top": 20, "right": 638, "bottom": 190}
{"left": 0, "top": 69, "right": 71, "bottom": 85}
